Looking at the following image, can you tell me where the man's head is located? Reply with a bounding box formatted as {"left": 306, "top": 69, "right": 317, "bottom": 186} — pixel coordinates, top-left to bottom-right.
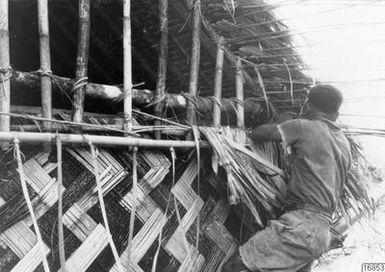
{"left": 302, "top": 84, "right": 343, "bottom": 120}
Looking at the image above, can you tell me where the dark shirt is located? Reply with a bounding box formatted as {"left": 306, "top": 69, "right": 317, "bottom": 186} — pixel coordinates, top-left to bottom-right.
{"left": 277, "top": 118, "right": 351, "bottom": 216}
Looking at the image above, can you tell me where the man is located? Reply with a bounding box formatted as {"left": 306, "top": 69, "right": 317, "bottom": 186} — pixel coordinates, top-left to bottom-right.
{"left": 222, "top": 84, "right": 352, "bottom": 272}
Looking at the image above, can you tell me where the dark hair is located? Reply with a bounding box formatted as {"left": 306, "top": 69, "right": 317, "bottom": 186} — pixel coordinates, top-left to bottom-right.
{"left": 308, "top": 84, "right": 343, "bottom": 113}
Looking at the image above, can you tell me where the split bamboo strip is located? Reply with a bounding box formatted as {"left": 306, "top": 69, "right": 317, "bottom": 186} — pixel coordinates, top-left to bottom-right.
{"left": 0, "top": 131, "right": 209, "bottom": 148}
{"left": 56, "top": 137, "right": 66, "bottom": 272}
{"left": 14, "top": 140, "right": 51, "bottom": 272}
{"left": 150, "top": 148, "right": 174, "bottom": 272}
{"left": 235, "top": 58, "right": 245, "bottom": 128}
{"left": 72, "top": 0, "right": 90, "bottom": 123}
{"left": 37, "top": 0, "right": 52, "bottom": 131}
{"left": 123, "top": 0, "right": 133, "bottom": 132}
{"left": 1, "top": 222, "right": 37, "bottom": 259}
{"left": 60, "top": 224, "right": 108, "bottom": 272}
{"left": 283, "top": 59, "right": 294, "bottom": 105}
{"left": 254, "top": 65, "right": 269, "bottom": 115}
{"left": 10, "top": 243, "right": 50, "bottom": 272}
{"left": 154, "top": 0, "right": 168, "bottom": 140}
{"left": 191, "top": 126, "right": 201, "bottom": 251}
{"left": 166, "top": 197, "right": 203, "bottom": 262}
{"left": 89, "top": 142, "right": 124, "bottom": 272}
{"left": 186, "top": 0, "right": 201, "bottom": 130}
{"left": 110, "top": 209, "right": 168, "bottom": 272}
{"left": 0, "top": 1, "right": 10, "bottom": 136}
{"left": 1, "top": 111, "right": 189, "bottom": 134}
{"left": 126, "top": 146, "right": 138, "bottom": 270}
{"left": 1, "top": 111, "right": 133, "bottom": 134}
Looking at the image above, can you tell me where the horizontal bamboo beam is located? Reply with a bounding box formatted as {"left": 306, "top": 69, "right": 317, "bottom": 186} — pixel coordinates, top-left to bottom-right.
{"left": 11, "top": 70, "right": 265, "bottom": 116}
{"left": 10, "top": 124, "right": 188, "bottom": 134}
{"left": 0, "top": 131, "right": 209, "bottom": 148}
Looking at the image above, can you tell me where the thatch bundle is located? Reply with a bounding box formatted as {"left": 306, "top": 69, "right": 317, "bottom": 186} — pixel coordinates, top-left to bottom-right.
{"left": 200, "top": 126, "right": 374, "bottom": 228}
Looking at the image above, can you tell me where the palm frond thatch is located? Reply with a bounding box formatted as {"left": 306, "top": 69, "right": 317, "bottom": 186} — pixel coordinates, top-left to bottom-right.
{"left": 200, "top": 126, "right": 374, "bottom": 227}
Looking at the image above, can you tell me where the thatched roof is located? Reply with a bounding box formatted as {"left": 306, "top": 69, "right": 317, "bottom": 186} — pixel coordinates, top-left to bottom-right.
{"left": 10, "top": 0, "right": 311, "bottom": 115}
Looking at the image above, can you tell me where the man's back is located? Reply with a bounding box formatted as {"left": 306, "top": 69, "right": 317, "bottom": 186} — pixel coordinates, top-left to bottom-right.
{"left": 278, "top": 118, "right": 351, "bottom": 216}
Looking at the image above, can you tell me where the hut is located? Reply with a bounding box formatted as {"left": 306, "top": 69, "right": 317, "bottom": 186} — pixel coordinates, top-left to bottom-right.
{"left": 0, "top": 0, "right": 371, "bottom": 271}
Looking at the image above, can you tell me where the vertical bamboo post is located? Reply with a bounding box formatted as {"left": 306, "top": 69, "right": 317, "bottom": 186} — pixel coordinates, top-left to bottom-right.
{"left": 72, "top": 0, "right": 91, "bottom": 123}
{"left": 212, "top": 37, "right": 224, "bottom": 174}
{"left": 186, "top": 0, "right": 201, "bottom": 134}
{"left": 236, "top": 58, "right": 244, "bottom": 128}
{"left": 213, "top": 37, "right": 224, "bottom": 127}
{"left": 38, "top": 0, "right": 52, "bottom": 131}
{"left": 0, "top": 1, "right": 10, "bottom": 140}
{"left": 154, "top": 0, "right": 168, "bottom": 140}
{"left": 123, "top": 0, "right": 133, "bottom": 133}
{"left": 56, "top": 137, "right": 66, "bottom": 272}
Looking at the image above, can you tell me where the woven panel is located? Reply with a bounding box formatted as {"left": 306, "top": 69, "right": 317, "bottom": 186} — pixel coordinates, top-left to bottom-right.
{"left": 0, "top": 147, "right": 238, "bottom": 272}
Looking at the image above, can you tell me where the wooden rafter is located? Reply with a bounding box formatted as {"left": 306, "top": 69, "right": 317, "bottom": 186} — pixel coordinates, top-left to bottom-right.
{"left": 170, "top": 0, "right": 236, "bottom": 88}
{"left": 65, "top": 3, "right": 122, "bottom": 79}
{"left": 94, "top": 5, "right": 172, "bottom": 86}
{"left": 154, "top": 0, "right": 169, "bottom": 139}
{"left": 175, "top": 0, "right": 262, "bottom": 94}
{"left": 50, "top": 13, "right": 116, "bottom": 83}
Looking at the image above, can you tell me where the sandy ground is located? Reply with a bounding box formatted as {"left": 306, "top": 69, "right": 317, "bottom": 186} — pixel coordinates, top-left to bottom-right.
{"left": 313, "top": 205, "right": 385, "bottom": 272}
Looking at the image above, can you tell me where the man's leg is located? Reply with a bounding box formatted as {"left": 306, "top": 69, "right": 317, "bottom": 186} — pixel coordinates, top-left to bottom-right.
{"left": 222, "top": 249, "right": 252, "bottom": 272}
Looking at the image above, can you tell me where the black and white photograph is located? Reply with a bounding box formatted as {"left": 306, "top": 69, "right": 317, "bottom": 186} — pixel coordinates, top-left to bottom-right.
{"left": 0, "top": 0, "right": 384, "bottom": 271}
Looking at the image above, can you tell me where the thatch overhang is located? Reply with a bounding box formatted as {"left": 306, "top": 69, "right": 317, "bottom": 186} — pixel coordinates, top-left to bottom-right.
{"left": 9, "top": 0, "right": 312, "bottom": 124}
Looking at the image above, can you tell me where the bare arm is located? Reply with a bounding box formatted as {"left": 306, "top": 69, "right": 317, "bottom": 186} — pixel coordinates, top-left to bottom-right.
{"left": 249, "top": 123, "right": 282, "bottom": 142}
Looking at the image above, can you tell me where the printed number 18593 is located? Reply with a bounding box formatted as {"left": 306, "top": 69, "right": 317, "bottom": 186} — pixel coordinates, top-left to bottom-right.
{"left": 362, "top": 263, "right": 385, "bottom": 271}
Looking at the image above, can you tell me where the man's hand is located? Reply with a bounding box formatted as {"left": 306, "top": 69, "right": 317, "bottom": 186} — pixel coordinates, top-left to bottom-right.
{"left": 248, "top": 123, "right": 282, "bottom": 142}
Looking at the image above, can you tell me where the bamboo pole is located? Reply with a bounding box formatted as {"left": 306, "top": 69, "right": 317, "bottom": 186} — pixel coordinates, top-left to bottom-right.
{"left": 10, "top": 124, "right": 188, "bottom": 134}
{"left": 0, "top": 1, "right": 10, "bottom": 139}
{"left": 0, "top": 131, "right": 210, "bottom": 148}
{"left": 123, "top": 0, "right": 133, "bottom": 132}
{"left": 213, "top": 37, "right": 224, "bottom": 127}
{"left": 10, "top": 71, "right": 266, "bottom": 116}
{"left": 72, "top": 0, "right": 90, "bottom": 123}
{"left": 212, "top": 37, "right": 224, "bottom": 174}
{"left": 236, "top": 58, "right": 245, "bottom": 128}
{"left": 186, "top": 0, "right": 201, "bottom": 130}
{"left": 180, "top": 0, "right": 261, "bottom": 93}
{"left": 37, "top": 0, "right": 52, "bottom": 131}
{"left": 154, "top": 0, "right": 169, "bottom": 140}
{"left": 56, "top": 137, "right": 66, "bottom": 272}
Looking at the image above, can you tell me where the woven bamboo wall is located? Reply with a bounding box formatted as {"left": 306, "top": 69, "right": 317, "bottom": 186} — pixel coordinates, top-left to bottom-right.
{"left": 0, "top": 145, "right": 242, "bottom": 272}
